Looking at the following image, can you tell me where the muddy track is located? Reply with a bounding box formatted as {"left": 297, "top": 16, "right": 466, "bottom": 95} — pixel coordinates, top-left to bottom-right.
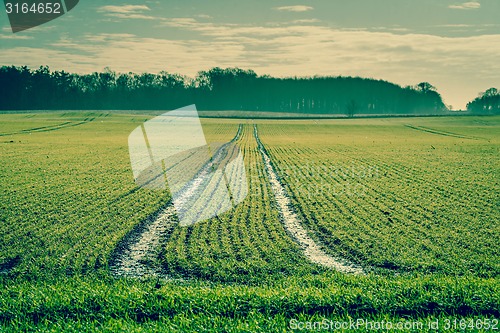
{"left": 109, "top": 125, "right": 243, "bottom": 279}
{"left": 253, "top": 124, "right": 364, "bottom": 275}
{"left": 109, "top": 204, "right": 177, "bottom": 278}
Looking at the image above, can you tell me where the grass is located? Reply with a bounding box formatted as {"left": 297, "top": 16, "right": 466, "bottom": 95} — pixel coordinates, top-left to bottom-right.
{"left": 0, "top": 112, "right": 498, "bottom": 331}
{"left": 1, "top": 273, "right": 499, "bottom": 332}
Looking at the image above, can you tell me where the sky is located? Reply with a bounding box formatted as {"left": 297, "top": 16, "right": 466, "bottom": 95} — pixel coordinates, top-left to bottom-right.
{"left": 1, "top": 0, "right": 499, "bottom": 109}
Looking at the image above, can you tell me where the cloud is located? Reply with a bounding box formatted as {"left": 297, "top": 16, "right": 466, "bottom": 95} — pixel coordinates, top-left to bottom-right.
{"left": 6, "top": 22, "right": 500, "bottom": 80}
{"left": 274, "top": 5, "right": 314, "bottom": 12}
{"left": 372, "top": 26, "right": 411, "bottom": 33}
{"left": 0, "top": 34, "right": 33, "bottom": 40}
{"left": 85, "top": 33, "right": 137, "bottom": 43}
{"left": 98, "top": 5, "right": 150, "bottom": 14}
{"left": 435, "top": 24, "right": 473, "bottom": 28}
{"left": 98, "top": 5, "right": 155, "bottom": 20}
{"left": 0, "top": 33, "right": 250, "bottom": 75}
{"left": 292, "top": 19, "right": 321, "bottom": 24}
{"left": 448, "top": 2, "right": 481, "bottom": 10}
{"left": 166, "top": 18, "right": 199, "bottom": 27}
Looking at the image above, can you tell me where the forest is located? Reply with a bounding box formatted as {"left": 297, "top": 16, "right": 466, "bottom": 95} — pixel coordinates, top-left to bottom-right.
{"left": 0, "top": 65, "right": 464, "bottom": 115}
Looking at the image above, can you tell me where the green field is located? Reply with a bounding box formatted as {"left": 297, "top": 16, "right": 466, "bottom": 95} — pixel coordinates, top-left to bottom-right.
{"left": 0, "top": 112, "right": 499, "bottom": 332}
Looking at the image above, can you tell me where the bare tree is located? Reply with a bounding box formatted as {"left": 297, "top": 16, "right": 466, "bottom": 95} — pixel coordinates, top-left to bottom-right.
{"left": 415, "top": 82, "right": 437, "bottom": 93}
{"left": 346, "top": 99, "right": 358, "bottom": 118}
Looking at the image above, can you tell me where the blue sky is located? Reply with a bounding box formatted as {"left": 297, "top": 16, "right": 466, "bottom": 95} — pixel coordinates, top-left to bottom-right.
{"left": 1, "top": 0, "right": 499, "bottom": 109}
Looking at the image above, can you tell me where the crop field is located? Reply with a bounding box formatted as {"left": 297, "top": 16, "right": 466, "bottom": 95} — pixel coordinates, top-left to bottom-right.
{"left": 258, "top": 118, "right": 500, "bottom": 276}
{"left": 0, "top": 112, "right": 499, "bottom": 332}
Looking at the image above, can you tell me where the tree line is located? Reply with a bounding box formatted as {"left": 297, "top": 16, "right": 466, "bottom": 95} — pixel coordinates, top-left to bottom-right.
{"left": 0, "top": 65, "right": 457, "bottom": 115}
{"left": 466, "top": 88, "right": 500, "bottom": 114}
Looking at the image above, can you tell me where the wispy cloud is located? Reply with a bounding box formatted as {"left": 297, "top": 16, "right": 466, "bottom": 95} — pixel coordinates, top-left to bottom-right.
{"left": 0, "top": 34, "right": 33, "bottom": 40}
{"left": 292, "top": 19, "right": 321, "bottom": 24}
{"left": 98, "top": 5, "right": 155, "bottom": 20}
{"left": 99, "top": 5, "right": 150, "bottom": 14}
{"left": 274, "top": 5, "right": 314, "bottom": 12}
{"left": 372, "top": 26, "right": 411, "bottom": 33}
{"left": 449, "top": 2, "right": 481, "bottom": 10}
{"left": 435, "top": 24, "right": 473, "bottom": 28}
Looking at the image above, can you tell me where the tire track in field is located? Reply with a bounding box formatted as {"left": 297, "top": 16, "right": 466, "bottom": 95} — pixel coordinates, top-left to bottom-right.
{"left": 110, "top": 204, "right": 177, "bottom": 278}
{"left": 253, "top": 124, "right": 364, "bottom": 274}
{"left": 404, "top": 124, "right": 483, "bottom": 140}
{"left": 0, "top": 116, "right": 100, "bottom": 136}
{"left": 110, "top": 125, "right": 243, "bottom": 278}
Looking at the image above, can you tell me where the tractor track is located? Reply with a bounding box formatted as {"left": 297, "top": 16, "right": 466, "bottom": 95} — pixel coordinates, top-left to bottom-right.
{"left": 254, "top": 124, "right": 364, "bottom": 274}
{"left": 109, "top": 125, "right": 243, "bottom": 279}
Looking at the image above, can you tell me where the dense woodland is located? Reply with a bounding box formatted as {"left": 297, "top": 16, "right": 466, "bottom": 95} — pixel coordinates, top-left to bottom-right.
{"left": 1, "top": 65, "right": 494, "bottom": 115}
